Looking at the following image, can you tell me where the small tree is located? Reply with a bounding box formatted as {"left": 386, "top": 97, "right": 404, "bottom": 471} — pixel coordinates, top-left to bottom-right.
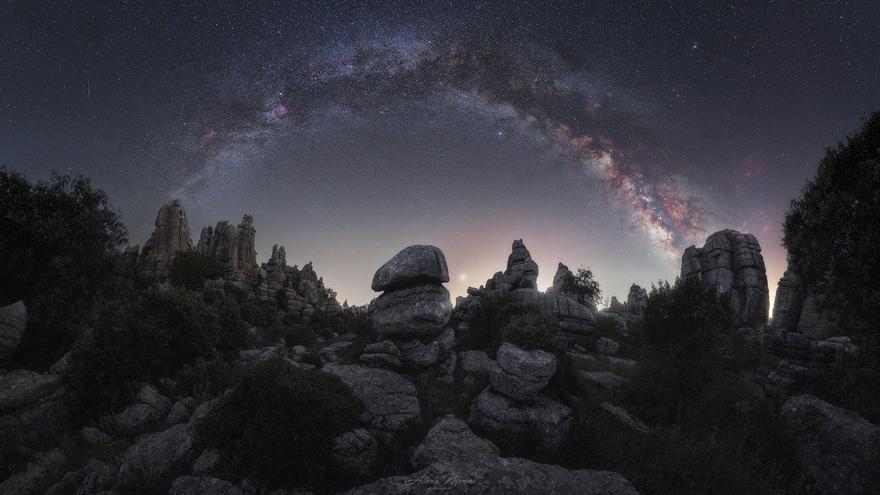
{"left": 169, "top": 250, "right": 222, "bottom": 290}
{"left": 561, "top": 267, "right": 602, "bottom": 305}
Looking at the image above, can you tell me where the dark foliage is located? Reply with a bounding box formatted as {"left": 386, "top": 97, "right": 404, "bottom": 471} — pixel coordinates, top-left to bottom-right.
{"left": 0, "top": 169, "right": 129, "bottom": 368}
{"left": 168, "top": 250, "right": 222, "bottom": 290}
{"left": 198, "top": 357, "right": 362, "bottom": 488}
{"left": 460, "top": 293, "right": 541, "bottom": 352}
{"left": 782, "top": 112, "right": 880, "bottom": 422}
{"left": 623, "top": 277, "right": 759, "bottom": 425}
{"left": 499, "top": 312, "right": 564, "bottom": 355}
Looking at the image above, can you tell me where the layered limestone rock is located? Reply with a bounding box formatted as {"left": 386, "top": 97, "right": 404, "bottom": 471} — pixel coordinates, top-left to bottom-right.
{"left": 490, "top": 342, "right": 556, "bottom": 401}
{"left": 680, "top": 229, "right": 769, "bottom": 327}
{"left": 197, "top": 215, "right": 259, "bottom": 288}
{"left": 455, "top": 241, "right": 597, "bottom": 345}
{"left": 782, "top": 395, "right": 880, "bottom": 495}
{"left": 140, "top": 200, "right": 193, "bottom": 278}
{"left": 470, "top": 387, "right": 572, "bottom": 454}
{"left": 624, "top": 284, "right": 647, "bottom": 315}
{"left": 368, "top": 245, "right": 454, "bottom": 371}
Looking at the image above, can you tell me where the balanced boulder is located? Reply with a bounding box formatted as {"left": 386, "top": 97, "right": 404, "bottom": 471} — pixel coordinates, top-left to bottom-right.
{"left": 490, "top": 342, "right": 556, "bottom": 401}
{"left": 371, "top": 245, "right": 449, "bottom": 292}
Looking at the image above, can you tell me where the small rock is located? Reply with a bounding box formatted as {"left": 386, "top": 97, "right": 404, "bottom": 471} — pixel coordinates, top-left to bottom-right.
{"left": 0, "top": 369, "right": 61, "bottom": 413}
{"left": 192, "top": 448, "right": 222, "bottom": 475}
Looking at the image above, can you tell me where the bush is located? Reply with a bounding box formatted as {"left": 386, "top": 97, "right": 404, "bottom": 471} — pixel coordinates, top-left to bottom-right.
{"left": 0, "top": 169, "right": 129, "bottom": 368}
{"left": 460, "top": 293, "right": 540, "bottom": 352}
{"left": 68, "top": 287, "right": 225, "bottom": 419}
{"left": 174, "top": 358, "right": 241, "bottom": 399}
{"left": 623, "top": 277, "right": 759, "bottom": 425}
{"left": 198, "top": 358, "right": 362, "bottom": 487}
{"left": 168, "top": 251, "right": 222, "bottom": 290}
{"left": 499, "top": 312, "right": 564, "bottom": 355}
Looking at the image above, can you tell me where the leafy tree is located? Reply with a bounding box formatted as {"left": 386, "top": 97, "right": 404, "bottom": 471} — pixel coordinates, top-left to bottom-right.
{"left": 0, "top": 169, "right": 129, "bottom": 367}
{"left": 561, "top": 267, "right": 602, "bottom": 305}
{"left": 783, "top": 111, "right": 880, "bottom": 335}
{"left": 783, "top": 112, "right": 880, "bottom": 422}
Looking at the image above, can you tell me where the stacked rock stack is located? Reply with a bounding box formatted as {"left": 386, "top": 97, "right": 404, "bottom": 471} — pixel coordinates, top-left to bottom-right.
{"left": 363, "top": 245, "right": 455, "bottom": 372}
{"left": 469, "top": 342, "right": 572, "bottom": 454}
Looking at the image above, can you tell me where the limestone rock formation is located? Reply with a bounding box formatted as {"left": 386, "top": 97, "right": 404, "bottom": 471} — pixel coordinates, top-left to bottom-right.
{"left": 371, "top": 244, "right": 449, "bottom": 291}
{"left": 0, "top": 300, "right": 27, "bottom": 364}
{"left": 680, "top": 229, "right": 769, "bottom": 327}
{"left": 782, "top": 395, "right": 880, "bottom": 495}
{"left": 370, "top": 284, "right": 452, "bottom": 337}
{"left": 411, "top": 415, "right": 500, "bottom": 469}
{"left": 368, "top": 245, "right": 454, "bottom": 371}
{"left": 321, "top": 364, "right": 421, "bottom": 444}
{"left": 470, "top": 387, "right": 572, "bottom": 454}
{"left": 770, "top": 271, "right": 803, "bottom": 331}
{"left": 624, "top": 284, "right": 647, "bottom": 315}
{"left": 348, "top": 452, "right": 640, "bottom": 494}
{"left": 117, "top": 423, "right": 195, "bottom": 488}
{"left": 490, "top": 342, "right": 556, "bottom": 401}
{"left": 454, "top": 240, "right": 597, "bottom": 345}
{"left": 140, "top": 200, "right": 193, "bottom": 278}
{"left": 197, "top": 215, "right": 259, "bottom": 288}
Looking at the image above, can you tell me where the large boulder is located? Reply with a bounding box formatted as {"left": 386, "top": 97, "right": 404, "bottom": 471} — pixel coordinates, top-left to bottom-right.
{"left": 348, "top": 452, "right": 639, "bottom": 494}
{"left": 117, "top": 423, "right": 195, "bottom": 488}
{"left": 781, "top": 395, "right": 880, "bottom": 495}
{"left": 371, "top": 245, "right": 449, "bottom": 292}
{"left": 0, "top": 300, "right": 27, "bottom": 364}
{"left": 470, "top": 387, "right": 572, "bottom": 454}
{"left": 139, "top": 200, "right": 193, "bottom": 279}
{"left": 510, "top": 288, "right": 596, "bottom": 338}
{"left": 0, "top": 449, "right": 67, "bottom": 495}
{"left": 411, "top": 415, "right": 500, "bottom": 469}
{"left": 370, "top": 284, "right": 452, "bottom": 337}
{"left": 624, "top": 284, "right": 647, "bottom": 315}
{"left": 490, "top": 343, "right": 556, "bottom": 401}
{"left": 322, "top": 364, "right": 421, "bottom": 443}
{"left": 680, "top": 230, "right": 769, "bottom": 327}
{"left": 459, "top": 350, "right": 498, "bottom": 388}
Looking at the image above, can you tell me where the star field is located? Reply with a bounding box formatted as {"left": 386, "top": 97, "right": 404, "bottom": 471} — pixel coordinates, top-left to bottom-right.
{"left": 2, "top": 0, "right": 879, "bottom": 306}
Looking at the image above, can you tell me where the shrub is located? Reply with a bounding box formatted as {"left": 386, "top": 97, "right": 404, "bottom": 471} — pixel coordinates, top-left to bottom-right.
{"left": 68, "top": 287, "right": 224, "bottom": 419}
{"left": 168, "top": 251, "right": 222, "bottom": 290}
{"left": 499, "top": 312, "right": 564, "bottom": 355}
{"left": 240, "top": 298, "right": 279, "bottom": 328}
{"left": 460, "top": 293, "right": 540, "bottom": 352}
{"left": 622, "top": 278, "right": 759, "bottom": 425}
{"left": 198, "top": 358, "right": 362, "bottom": 487}
{"left": 174, "top": 358, "right": 241, "bottom": 399}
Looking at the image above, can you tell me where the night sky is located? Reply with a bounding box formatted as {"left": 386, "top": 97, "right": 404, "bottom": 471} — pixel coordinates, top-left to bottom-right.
{"left": 3, "top": 1, "right": 879, "bottom": 307}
